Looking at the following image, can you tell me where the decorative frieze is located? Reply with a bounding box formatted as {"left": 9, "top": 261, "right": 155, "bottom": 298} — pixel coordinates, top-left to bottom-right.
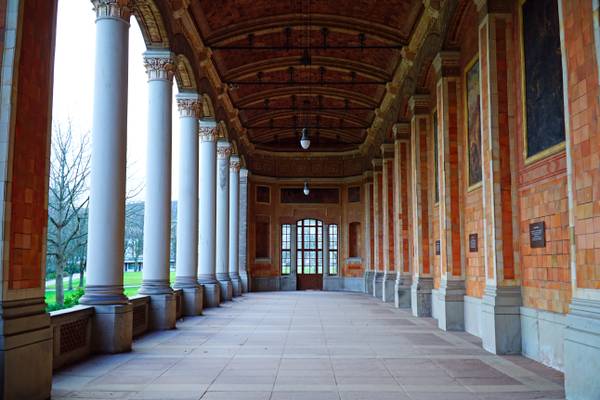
{"left": 92, "top": 0, "right": 132, "bottom": 20}
{"left": 143, "top": 50, "right": 175, "bottom": 81}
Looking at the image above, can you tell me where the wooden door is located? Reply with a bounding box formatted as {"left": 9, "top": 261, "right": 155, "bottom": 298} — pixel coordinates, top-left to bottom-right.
{"left": 296, "top": 219, "right": 323, "bottom": 290}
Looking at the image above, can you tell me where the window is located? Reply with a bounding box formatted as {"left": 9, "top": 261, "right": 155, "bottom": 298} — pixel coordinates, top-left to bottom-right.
{"left": 296, "top": 219, "right": 323, "bottom": 274}
{"left": 328, "top": 224, "right": 339, "bottom": 275}
{"left": 281, "top": 224, "right": 291, "bottom": 275}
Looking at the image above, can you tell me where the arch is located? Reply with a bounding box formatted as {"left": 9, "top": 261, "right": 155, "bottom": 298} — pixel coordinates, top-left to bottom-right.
{"left": 202, "top": 93, "right": 216, "bottom": 118}
{"left": 132, "top": 0, "right": 170, "bottom": 48}
{"left": 217, "top": 120, "right": 229, "bottom": 140}
{"left": 174, "top": 54, "right": 197, "bottom": 92}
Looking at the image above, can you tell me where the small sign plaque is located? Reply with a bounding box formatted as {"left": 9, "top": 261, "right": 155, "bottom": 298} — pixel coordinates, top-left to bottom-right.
{"left": 469, "top": 234, "right": 478, "bottom": 252}
{"left": 529, "top": 221, "right": 546, "bottom": 248}
{"left": 435, "top": 240, "right": 441, "bottom": 255}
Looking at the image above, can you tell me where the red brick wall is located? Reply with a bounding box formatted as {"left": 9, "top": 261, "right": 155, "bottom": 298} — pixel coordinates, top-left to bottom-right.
{"left": 9, "top": 0, "right": 57, "bottom": 289}
{"left": 562, "top": 0, "right": 600, "bottom": 291}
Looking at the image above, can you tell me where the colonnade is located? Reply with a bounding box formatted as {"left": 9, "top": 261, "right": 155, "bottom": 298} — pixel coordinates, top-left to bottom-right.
{"left": 80, "top": 0, "right": 249, "bottom": 350}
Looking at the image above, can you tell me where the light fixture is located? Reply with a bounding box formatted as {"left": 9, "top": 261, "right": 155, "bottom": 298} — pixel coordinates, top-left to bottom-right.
{"left": 300, "top": 127, "right": 311, "bottom": 149}
{"left": 303, "top": 180, "right": 310, "bottom": 196}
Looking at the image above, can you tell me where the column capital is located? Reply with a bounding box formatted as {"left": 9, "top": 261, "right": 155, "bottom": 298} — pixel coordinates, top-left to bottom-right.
{"left": 380, "top": 143, "right": 395, "bottom": 159}
{"left": 92, "top": 0, "right": 132, "bottom": 21}
{"left": 217, "top": 140, "right": 232, "bottom": 159}
{"left": 176, "top": 92, "right": 202, "bottom": 119}
{"left": 433, "top": 51, "right": 461, "bottom": 79}
{"left": 230, "top": 155, "right": 241, "bottom": 172}
{"left": 143, "top": 50, "right": 175, "bottom": 82}
{"left": 393, "top": 122, "right": 411, "bottom": 141}
{"left": 408, "top": 94, "right": 431, "bottom": 117}
{"left": 199, "top": 118, "right": 217, "bottom": 142}
{"left": 372, "top": 158, "right": 383, "bottom": 172}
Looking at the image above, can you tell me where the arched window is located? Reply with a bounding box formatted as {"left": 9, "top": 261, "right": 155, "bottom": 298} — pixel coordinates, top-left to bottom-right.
{"left": 281, "top": 224, "right": 291, "bottom": 275}
{"left": 328, "top": 224, "right": 339, "bottom": 275}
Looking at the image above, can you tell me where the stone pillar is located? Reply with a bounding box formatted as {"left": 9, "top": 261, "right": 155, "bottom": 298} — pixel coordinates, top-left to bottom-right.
{"left": 173, "top": 93, "right": 203, "bottom": 316}
{"left": 372, "top": 159, "right": 384, "bottom": 298}
{"left": 80, "top": 0, "right": 133, "bottom": 353}
{"left": 381, "top": 144, "right": 396, "bottom": 302}
{"left": 363, "top": 172, "right": 373, "bottom": 294}
{"left": 476, "top": 1, "right": 521, "bottom": 354}
{"left": 409, "top": 95, "right": 434, "bottom": 317}
{"left": 238, "top": 168, "right": 250, "bottom": 292}
{"left": 229, "top": 154, "right": 243, "bottom": 296}
{"left": 138, "top": 50, "right": 176, "bottom": 330}
{"left": 198, "top": 119, "right": 220, "bottom": 307}
{"left": 434, "top": 51, "right": 465, "bottom": 331}
{"left": 216, "top": 140, "right": 233, "bottom": 301}
{"left": 393, "top": 123, "right": 412, "bottom": 308}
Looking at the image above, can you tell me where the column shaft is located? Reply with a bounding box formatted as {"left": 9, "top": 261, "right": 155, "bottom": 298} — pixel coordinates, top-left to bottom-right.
{"left": 229, "top": 155, "right": 242, "bottom": 296}
{"left": 363, "top": 175, "right": 373, "bottom": 294}
{"left": 139, "top": 50, "right": 176, "bottom": 330}
{"left": 174, "top": 93, "right": 203, "bottom": 315}
{"left": 372, "top": 160, "right": 384, "bottom": 298}
{"left": 216, "top": 140, "right": 233, "bottom": 301}
{"left": 381, "top": 145, "right": 395, "bottom": 302}
{"left": 238, "top": 168, "right": 250, "bottom": 292}
{"left": 198, "top": 120, "right": 220, "bottom": 307}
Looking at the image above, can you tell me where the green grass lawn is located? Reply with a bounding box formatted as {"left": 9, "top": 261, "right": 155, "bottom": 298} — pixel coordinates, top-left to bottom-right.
{"left": 45, "top": 271, "right": 176, "bottom": 309}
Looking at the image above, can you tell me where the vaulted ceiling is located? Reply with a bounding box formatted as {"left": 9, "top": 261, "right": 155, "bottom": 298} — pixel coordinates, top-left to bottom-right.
{"left": 156, "top": 0, "right": 457, "bottom": 177}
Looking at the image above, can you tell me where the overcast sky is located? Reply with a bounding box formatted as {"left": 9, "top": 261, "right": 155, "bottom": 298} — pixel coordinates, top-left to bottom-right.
{"left": 52, "top": 0, "right": 181, "bottom": 201}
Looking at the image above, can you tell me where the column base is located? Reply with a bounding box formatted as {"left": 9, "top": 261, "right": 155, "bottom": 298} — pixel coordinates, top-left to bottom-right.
{"left": 147, "top": 293, "right": 177, "bottom": 330}
{"left": 565, "top": 298, "right": 600, "bottom": 400}
{"left": 481, "top": 285, "right": 521, "bottom": 354}
{"left": 201, "top": 281, "right": 221, "bottom": 307}
{"left": 240, "top": 270, "right": 250, "bottom": 293}
{"left": 0, "top": 298, "right": 52, "bottom": 400}
{"left": 230, "top": 273, "right": 242, "bottom": 297}
{"left": 395, "top": 274, "right": 412, "bottom": 308}
{"left": 382, "top": 272, "right": 396, "bottom": 303}
{"left": 411, "top": 277, "right": 433, "bottom": 317}
{"left": 177, "top": 286, "right": 203, "bottom": 316}
{"left": 91, "top": 303, "right": 133, "bottom": 353}
{"left": 437, "top": 279, "right": 465, "bottom": 331}
{"left": 364, "top": 270, "right": 374, "bottom": 294}
{"left": 373, "top": 271, "right": 384, "bottom": 299}
{"left": 217, "top": 274, "right": 233, "bottom": 301}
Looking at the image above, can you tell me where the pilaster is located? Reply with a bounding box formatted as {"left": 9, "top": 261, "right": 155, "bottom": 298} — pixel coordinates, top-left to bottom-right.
{"left": 393, "top": 123, "right": 412, "bottom": 308}
{"left": 362, "top": 171, "right": 374, "bottom": 294}
{"left": 409, "top": 94, "right": 434, "bottom": 317}
{"left": 476, "top": 0, "right": 521, "bottom": 354}
{"left": 238, "top": 168, "right": 250, "bottom": 293}
{"left": 216, "top": 139, "right": 233, "bottom": 301}
{"left": 229, "top": 155, "right": 243, "bottom": 297}
{"left": 434, "top": 51, "right": 466, "bottom": 331}
{"left": 372, "top": 159, "right": 384, "bottom": 298}
{"left": 381, "top": 144, "right": 396, "bottom": 303}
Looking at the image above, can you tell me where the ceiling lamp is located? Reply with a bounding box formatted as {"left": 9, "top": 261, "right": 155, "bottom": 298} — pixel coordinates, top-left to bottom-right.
{"left": 300, "top": 127, "right": 311, "bottom": 150}
{"left": 303, "top": 180, "right": 310, "bottom": 196}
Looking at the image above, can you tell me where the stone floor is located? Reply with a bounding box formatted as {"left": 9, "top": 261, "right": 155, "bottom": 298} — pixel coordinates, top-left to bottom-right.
{"left": 52, "top": 291, "right": 565, "bottom": 399}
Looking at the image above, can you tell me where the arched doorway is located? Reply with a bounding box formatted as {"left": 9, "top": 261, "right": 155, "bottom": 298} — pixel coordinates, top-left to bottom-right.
{"left": 296, "top": 219, "right": 324, "bottom": 290}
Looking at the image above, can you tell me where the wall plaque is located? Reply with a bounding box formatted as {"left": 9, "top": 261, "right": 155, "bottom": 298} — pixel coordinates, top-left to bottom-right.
{"left": 529, "top": 221, "right": 546, "bottom": 248}
{"left": 435, "top": 240, "right": 440, "bottom": 255}
{"left": 469, "top": 234, "right": 478, "bottom": 252}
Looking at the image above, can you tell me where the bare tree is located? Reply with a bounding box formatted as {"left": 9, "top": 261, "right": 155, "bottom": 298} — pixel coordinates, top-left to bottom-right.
{"left": 46, "top": 121, "right": 90, "bottom": 306}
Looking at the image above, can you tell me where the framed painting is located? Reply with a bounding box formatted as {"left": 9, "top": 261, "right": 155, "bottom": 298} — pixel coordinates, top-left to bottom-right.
{"left": 465, "top": 56, "right": 482, "bottom": 188}
{"left": 520, "top": 0, "right": 566, "bottom": 163}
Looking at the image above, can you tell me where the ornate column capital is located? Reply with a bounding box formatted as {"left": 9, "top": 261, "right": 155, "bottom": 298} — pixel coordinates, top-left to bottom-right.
{"left": 92, "top": 0, "right": 132, "bottom": 21}
{"left": 230, "top": 155, "right": 241, "bottom": 172}
{"left": 176, "top": 93, "right": 202, "bottom": 119}
{"left": 199, "top": 119, "right": 217, "bottom": 142}
{"left": 143, "top": 50, "right": 175, "bottom": 82}
{"left": 216, "top": 140, "right": 232, "bottom": 159}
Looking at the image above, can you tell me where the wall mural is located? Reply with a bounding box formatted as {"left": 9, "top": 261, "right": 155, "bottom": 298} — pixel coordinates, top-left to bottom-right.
{"left": 522, "top": 0, "right": 565, "bottom": 159}
{"left": 466, "top": 58, "right": 482, "bottom": 186}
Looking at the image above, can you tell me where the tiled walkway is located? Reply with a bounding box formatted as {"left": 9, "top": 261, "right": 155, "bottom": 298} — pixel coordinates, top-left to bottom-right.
{"left": 53, "top": 291, "right": 565, "bottom": 399}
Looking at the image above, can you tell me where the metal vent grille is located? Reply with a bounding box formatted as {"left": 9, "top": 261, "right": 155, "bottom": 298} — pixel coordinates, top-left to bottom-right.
{"left": 59, "top": 318, "right": 88, "bottom": 354}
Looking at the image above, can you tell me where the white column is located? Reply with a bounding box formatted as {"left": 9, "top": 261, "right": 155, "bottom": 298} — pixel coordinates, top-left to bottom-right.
{"left": 81, "top": 1, "right": 130, "bottom": 306}
{"left": 238, "top": 168, "right": 250, "bottom": 292}
{"left": 80, "top": 0, "right": 132, "bottom": 353}
{"left": 198, "top": 119, "right": 220, "bottom": 307}
{"left": 229, "top": 155, "right": 242, "bottom": 296}
{"left": 139, "top": 50, "right": 176, "bottom": 330}
{"left": 216, "top": 140, "right": 233, "bottom": 301}
{"left": 173, "top": 93, "right": 203, "bottom": 315}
